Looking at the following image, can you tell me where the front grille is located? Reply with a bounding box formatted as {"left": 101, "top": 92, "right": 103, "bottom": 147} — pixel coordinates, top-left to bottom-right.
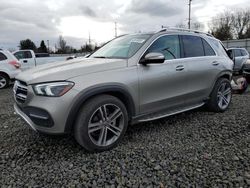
{"left": 13, "top": 80, "right": 28, "bottom": 103}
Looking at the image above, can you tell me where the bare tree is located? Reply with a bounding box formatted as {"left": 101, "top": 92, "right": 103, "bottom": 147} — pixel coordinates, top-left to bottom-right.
{"left": 192, "top": 22, "right": 204, "bottom": 30}
{"left": 58, "top": 35, "right": 67, "bottom": 53}
{"left": 209, "top": 11, "right": 233, "bottom": 40}
{"left": 231, "top": 9, "right": 250, "bottom": 39}
{"left": 175, "top": 21, "right": 204, "bottom": 30}
{"left": 175, "top": 22, "right": 187, "bottom": 29}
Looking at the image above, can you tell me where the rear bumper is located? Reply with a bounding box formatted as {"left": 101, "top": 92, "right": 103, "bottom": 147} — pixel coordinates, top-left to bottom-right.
{"left": 9, "top": 69, "right": 22, "bottom": 79}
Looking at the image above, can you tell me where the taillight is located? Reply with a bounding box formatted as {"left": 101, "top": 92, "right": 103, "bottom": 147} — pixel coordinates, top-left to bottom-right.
{"left": 8, "top": 60, "right": 21, "bottom": 69}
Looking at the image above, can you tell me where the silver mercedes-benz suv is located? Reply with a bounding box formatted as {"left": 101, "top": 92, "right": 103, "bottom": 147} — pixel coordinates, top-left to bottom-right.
{"left": 14, "top": 28, "right": 234, "bottom": 152}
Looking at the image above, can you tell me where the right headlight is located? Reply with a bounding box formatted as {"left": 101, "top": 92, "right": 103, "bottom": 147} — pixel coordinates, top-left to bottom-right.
{"left": 33, "top": 81, "right": 74, "bottom": 97}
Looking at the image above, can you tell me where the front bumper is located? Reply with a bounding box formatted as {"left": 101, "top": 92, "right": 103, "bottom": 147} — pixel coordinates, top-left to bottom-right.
{"left": 14, "top": 84, "right": 79, "bottom": 134}
{"left": 14, "top": 104, "right": 38, "bottom": 132}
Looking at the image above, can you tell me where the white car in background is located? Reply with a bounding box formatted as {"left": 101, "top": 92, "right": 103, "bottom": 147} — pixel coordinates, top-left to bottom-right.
{"left": 0, "top": 49, "right": 21, "bottom": 89}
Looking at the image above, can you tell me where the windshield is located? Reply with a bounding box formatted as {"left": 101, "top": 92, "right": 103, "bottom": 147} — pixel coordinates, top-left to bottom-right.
{"left": 90, "top": 34, "right": 152, "bottom": 59}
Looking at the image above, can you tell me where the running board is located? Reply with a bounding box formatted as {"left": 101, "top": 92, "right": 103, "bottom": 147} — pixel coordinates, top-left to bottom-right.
{"left": 138, "top": 103, "right": 204, "bottom": 122}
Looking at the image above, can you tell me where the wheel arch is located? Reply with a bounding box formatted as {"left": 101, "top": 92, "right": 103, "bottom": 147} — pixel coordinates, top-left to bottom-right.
{"left": 0, "top": 71, "right": 10, "bottom": 79}
{"left": 64, "top": 84, "right": 136, "bottom": 133}
{"left": 209, "top": 70, "right": 232, "bottom": 97}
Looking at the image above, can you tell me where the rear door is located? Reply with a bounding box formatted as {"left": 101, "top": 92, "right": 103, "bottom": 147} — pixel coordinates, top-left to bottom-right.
{"left": 180, "top": 35, "right": 220, "bottom": 106}
{"left": 13, "top": 51, "right": 34, "bottom": 70}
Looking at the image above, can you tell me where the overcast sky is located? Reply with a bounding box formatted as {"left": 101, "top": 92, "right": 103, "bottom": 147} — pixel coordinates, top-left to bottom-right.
{"left": 0, "top": 0, "right": 249, "bottom": 50}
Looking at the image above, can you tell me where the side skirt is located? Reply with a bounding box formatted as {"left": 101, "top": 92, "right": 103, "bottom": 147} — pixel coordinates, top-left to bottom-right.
{"left": 131, "top": 103, "right": 205, "bottom": 124}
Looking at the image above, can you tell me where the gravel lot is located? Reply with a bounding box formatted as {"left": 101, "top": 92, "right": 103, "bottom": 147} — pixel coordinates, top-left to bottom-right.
{"left": 1, "top": 87, "right": 250, "bottom": 187}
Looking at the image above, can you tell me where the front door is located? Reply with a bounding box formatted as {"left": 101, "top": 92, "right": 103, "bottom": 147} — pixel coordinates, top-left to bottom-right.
{"left": 139, "top": 35, "right": 188, "bottom": 114}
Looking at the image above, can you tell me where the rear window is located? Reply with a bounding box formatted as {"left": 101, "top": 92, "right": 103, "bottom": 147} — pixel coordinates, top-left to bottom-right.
{"left": 182, "top": 35, "right": 204, "bottom": 57}
{"left": 0, "top": 52, "right": 7, "bottom": 61}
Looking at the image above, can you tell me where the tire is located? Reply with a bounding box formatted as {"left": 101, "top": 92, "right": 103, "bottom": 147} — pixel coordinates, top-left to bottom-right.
{"left": 206, "top": 78, "right": 232, "bottom": 112}
{"left": 0, "top": 73, "right": 9, "bottom": 89}
{"left": 74, "top": 95, "right": 128, "bottom": 152}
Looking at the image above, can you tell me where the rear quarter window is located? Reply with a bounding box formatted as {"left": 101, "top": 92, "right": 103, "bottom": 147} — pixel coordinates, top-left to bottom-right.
{"left": 240, "top": 49, "right": 248, "bottom": 56}
{"left": 202, "top": 39, "right": 216, "bottom": 56}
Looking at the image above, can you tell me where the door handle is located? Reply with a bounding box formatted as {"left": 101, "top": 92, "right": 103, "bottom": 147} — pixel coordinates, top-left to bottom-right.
{"left": 176, "top": 65, "right": 184, "bottom": 71}
{"left": 23, "top": 60, "right": 28, "bottom": 63}
{"left": 212, "top": 61, "right": 219, "bottom": 66}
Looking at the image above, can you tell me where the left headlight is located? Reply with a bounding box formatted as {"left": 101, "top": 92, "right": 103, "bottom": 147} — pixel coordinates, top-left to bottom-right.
{"left": 33, "top": 81, "right": 74, "bottom": 97}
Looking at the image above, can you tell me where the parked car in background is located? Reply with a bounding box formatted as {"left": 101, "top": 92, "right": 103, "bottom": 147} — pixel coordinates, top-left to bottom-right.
{"left": 0, "top": 49, "right": 21, "bottom": 89}
{"left": 13, "top": 50, "right": 69, "bottom": 71}
{"left": 14, "top": 29, "right": 234, "bottom": 152}
{"left": 227, "top": 48, "right": 249, "bottom": 74}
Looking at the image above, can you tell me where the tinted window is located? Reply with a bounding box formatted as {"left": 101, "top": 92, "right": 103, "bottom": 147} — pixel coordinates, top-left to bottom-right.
{"left": 202, "top": 39, "right": 216, "bottom": 56}
{"left": 24, "top": 51, "right": 32, "bottom": 58}
{"left": 241, "top": 49, "right": 248, "bottom": 56}
{"left": 0, "top": 52, "right": 7, "bottom": 61}
{"left": 234, "top": 49, "right": 242, "bottom": 57}
{"left": 182, "top": 35, "right": 204, "bottom": 57}
{"left": 146, "top": 35, "right": 180, "bottom": 60}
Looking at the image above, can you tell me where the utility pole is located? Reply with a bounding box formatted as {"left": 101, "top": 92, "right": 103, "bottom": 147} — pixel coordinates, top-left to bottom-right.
{"left": 47, "top": 40, "right": 50, "bottom": 53}
{"left": 115, "top": 22, "right": 117, "bottom": 37}
{"left": 188, "top": 0, "right": 192, "bottom": 29}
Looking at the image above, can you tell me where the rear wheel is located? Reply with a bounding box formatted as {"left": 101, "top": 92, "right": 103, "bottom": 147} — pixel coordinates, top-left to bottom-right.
{"left": 74, "top": 95, "right": 128, "bottom": 152}
{"left": 0, "top": 74, "right": 9, "bottom": 89}
{"left": 206, "top": 78, "right": 232, "bottom": 112}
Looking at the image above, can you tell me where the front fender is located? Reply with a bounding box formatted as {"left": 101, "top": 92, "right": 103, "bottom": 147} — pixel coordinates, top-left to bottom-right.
{"left": 64, "top": 84, "right": 136, "bottom": 133}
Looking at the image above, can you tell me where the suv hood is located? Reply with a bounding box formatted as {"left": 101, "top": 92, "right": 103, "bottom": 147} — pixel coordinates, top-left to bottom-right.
{"left": 16, "top": 58, "right": 127, "bottom": 84}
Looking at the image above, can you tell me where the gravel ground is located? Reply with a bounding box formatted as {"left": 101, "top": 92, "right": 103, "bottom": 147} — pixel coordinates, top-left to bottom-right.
{"left": 1, "top": 87, "right": 250, "bottom": 187}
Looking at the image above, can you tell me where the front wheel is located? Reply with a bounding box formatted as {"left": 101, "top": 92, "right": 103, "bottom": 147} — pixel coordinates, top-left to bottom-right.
{"left": 206, "top": 78, "right": 232, "bottom": 112}
{"left": 74, "top": 95, "right": 128, "bottom": 152}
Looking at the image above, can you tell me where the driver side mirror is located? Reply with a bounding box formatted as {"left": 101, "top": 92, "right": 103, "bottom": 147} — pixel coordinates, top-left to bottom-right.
{"left": 140, "top": 52, "right": 165, "bottom": 65}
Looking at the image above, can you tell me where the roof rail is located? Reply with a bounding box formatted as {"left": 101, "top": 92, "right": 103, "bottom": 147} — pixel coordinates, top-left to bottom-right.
{"left": 157, "top": 26, "right": 214, "bottom": 37}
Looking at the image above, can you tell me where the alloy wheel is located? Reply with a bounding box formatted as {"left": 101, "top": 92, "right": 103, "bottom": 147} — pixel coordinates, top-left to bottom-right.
{"left": 217, "top": 82, "right": 232, "bottom": 110}
{"left": 0, "top": 76, "right": 7, "bottom": 89}
{"left": 88, "top": 104, "right": 124, "bottom": 147}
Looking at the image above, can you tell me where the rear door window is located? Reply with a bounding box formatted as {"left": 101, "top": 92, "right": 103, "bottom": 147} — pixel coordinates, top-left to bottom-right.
{"left": 0, "top": 52, "right": 7, "bottom": 61}
{"left": 234, "top": 49, "right": 242, "bottom": 57}
{"left": 181, "top": 35, "right": 204, "bottom": 57}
